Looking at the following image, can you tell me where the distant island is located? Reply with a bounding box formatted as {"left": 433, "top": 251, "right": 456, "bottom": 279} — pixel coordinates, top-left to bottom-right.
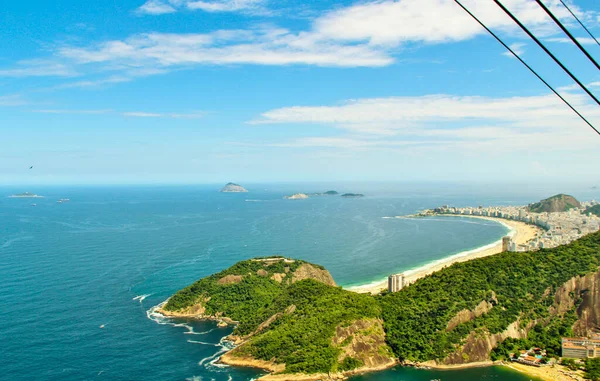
{"left": 220, "top": 183, "right": 248, "bottom": 193}
{"left": 8, "top": 192, "right": 44, "bottom": 198}
{"left": 157, "top": 232, "right": 600, "bottom": 380}
{"left": 527, "top": 193, "right": 580, "bottom": 213}
{"left": 284, "top": 193, "right": 309, "bottom": 200}
{"left": 311, "top": 190, "right": 339, "bottom": 196}
{"left": 341, "top": 193, "right": 364, "bottom": 198}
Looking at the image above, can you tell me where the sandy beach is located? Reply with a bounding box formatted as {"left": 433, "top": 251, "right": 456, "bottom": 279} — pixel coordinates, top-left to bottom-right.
{"left": 347, "top": 215, "right": 543, "bottom": 295}
{"left": 503, "top": 362, "right": 586, "bottom": 381}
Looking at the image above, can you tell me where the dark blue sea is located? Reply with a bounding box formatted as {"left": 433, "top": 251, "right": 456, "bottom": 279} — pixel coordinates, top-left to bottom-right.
{"left": 3, "top": 183, "right": 595, "bottom": 380}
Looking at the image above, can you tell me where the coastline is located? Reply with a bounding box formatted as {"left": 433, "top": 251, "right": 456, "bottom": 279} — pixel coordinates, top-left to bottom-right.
{"left": 346, "top": 215, "right": 543, "bottom": 295}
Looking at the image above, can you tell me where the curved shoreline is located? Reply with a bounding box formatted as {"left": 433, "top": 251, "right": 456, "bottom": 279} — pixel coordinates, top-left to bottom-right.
{"left": 346, "top": 215, "right": 542, "bottom": 295}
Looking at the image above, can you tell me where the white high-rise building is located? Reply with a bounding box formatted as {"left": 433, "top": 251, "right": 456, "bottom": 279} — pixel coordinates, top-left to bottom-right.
{"left": 388, "top": 273, "right": 405, "bottom": 293}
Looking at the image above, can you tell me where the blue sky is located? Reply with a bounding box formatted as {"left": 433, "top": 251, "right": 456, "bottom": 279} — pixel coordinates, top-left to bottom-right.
{"left": 1, "top": 0, "right": 599, "bottom": 185}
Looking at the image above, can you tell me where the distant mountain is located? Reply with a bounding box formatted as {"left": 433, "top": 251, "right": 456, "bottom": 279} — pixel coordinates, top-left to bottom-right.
{"left": 527, "top": 194, "right": 581, "bottom": 213}
{"left": 220, "top": 183, "right": 248, "bottom": 193}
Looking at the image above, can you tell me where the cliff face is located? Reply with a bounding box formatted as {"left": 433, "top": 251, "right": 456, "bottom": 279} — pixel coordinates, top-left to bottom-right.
{"left": 441, "top": 267, "right": 600, "bottom": 365}
{"left": 291, "top": 263, "right": 336, "bottom": 287}
{"left": 442, "top": 320, "right": 535, "bottom": 365}
{"left": 332, "top": 318, "right": 396, "bottom": 370}
{"left": 527, "top": 194, "right": 581, "bottom": 213}
{"left": 552, "top": 268, "right": 600, "bottom": 337}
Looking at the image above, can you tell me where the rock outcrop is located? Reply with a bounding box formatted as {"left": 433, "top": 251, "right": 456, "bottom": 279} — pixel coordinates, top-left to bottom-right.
{"left": 552, "top": 268, "right": 600, "bottom": 337}
{"left": 284, "top": 193, "right": 309, "bottom": 199}
{"left": 220, "top": 182, "right": 248, "bottom": 192}
{"left": 291, "top": 263, "right": 336, "bottom": 287}
{"left": 332, "top": 318, "right": 396, "bottom": 369}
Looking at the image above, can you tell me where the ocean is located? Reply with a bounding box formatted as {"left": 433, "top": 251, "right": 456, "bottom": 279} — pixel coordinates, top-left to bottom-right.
{"left": 2, "top": 183, "right": 596, "bottom": 381}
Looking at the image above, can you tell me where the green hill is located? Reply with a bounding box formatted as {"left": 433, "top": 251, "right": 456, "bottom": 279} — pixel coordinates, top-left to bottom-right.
{"left": 160, "top": 232, "right": 600, "bottom": 376}
{"left": 586, "top": 204, "right": 600, "bottom": 217}
{"left": 379, "top": 231, "right": 600, "bottom": 364}
{"left": 161, "top": 257, "right": 395, "bottom": 376}
{"left": 527, "top": 194, "right": 581, "bottom": 213}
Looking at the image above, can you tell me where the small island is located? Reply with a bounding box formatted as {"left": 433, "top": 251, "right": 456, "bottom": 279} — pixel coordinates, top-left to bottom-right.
{"left": 341, "top": 193, "right": 364, "bottom": 198}
{"left": 220, "top": 183, "right": 248, "bottom": 193}
{"left": 284, "top": 193, "right": 309, "bottom": 200}
{"left": 311, "top": 190, "right": 339, "bottom": 196}
{"left": 9, "top": 192, "right": 44, "bottom": 198}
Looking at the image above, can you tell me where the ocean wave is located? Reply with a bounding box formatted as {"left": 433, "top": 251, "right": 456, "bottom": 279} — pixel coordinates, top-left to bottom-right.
{"left": 132, "top": 294, "right": 151, "bottom": 303}
{"left": 187, "top": 340, "right": 219, "bottom": 346}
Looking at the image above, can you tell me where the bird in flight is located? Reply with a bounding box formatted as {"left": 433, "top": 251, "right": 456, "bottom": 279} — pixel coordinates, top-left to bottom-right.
{"left": 29, "top": 166, "right": 33, "bottom": 169}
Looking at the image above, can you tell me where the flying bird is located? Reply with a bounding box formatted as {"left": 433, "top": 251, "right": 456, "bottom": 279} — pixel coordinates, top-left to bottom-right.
{"left": 29, "top": 166, "right": 33, "bottom": 169}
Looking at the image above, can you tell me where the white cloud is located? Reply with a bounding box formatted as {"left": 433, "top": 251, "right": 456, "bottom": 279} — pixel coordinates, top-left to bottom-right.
{"left": 136, "top": 0, "right": 177, "bottom": 15}
{"left": 186, "top": 0, "right": 267, "bottom": 13}
{"left": 0, "top": 61, "right": 75, "bottom": 77}
{"left": 547, "top": 37, "right": 600, "bottom": 45}
{"left": 135, "top": 0, "right": 267, "bottom": 15}
{"left": 312, "top": 0, "right": 591, "bottom": 46}
{"left": 57, "top": 29, "right": 393, "bottom": 68}
{"left": 54, "top": 76, "right": 131, "bottom": 89}
{"left": 502, "top": 42, "right": 526, "bottom": 57}
{"left": 249, "top": 92, "right": 600, "bottom": 152}
{"left": 3, "top": 0, "right": 598, "bottom": 80}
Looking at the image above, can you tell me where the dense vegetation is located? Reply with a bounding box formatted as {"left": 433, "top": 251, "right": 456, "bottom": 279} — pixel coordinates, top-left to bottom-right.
{"left": 378, "top": 231, "right": 600, "bottom": 362}
{"left": 164, "top": 257, "right": 314, "bottom": 335}
{"left": 163, "top": 231, "right": 600, "bottom": 376}
{"left": 586, "top": 205, "right": 600, "bottom": 217}
{"left": 586, "top": 357, "right": 600, "bottom": 381}
{"left": 237, "top": 279, "right": 384, "bottom": 374}
{"left": 527, "top": 193, "right": 581, "bottom": 213}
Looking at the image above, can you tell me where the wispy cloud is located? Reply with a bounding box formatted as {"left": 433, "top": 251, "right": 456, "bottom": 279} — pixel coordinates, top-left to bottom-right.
{"left": 3, "top": 0, "right": 598, "bottom": 83}
{"left": 502, "top": 43, "right": 526, "bottom": 57}
{"left": 122, "top": 111, "right": 204, "bottom": 118}
{"left": 0, "top": 94, "right": 26, "bottom": 106}
{"left": 136, "top": 0, "right": 177, "bottom": 15}
{"left": 32, "top": 109, "right": 204, "bottom": 118}
{"left": 0, "top": 60, "right": 75, "bottom": 78}
{"left": 186, "top": 0, "right": 268, "bottom": 13}
{"left": 248, "top": 91, "right": 600, "bottom": 152}
{"left": 33, "top": 109, "right": 112, "bottom": 114}
{"left": 547, "top": 37, "right": 600, "bottom": 45}
{"left": 57, "top": 29, "right": 392, "bottom": 68}
{"left": 135, "top": 0, "right": 268, "bottom": 15}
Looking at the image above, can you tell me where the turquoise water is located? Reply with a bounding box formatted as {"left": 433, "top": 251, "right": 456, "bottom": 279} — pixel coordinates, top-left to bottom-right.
{"left": 0, "top": 184, "right": 573, "bottom": 380}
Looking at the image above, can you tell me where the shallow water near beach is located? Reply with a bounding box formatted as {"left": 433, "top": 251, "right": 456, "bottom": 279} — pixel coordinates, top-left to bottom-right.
{"left": 2, "top": 183, "right": 595, "bottom": 380}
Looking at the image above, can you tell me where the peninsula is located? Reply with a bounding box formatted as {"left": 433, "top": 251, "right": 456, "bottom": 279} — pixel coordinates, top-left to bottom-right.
{"left": 157, "top": 232, "right": 600, "bottom": 381}
{"left": 220, "top": 183, "right": 248, "bottom": 193}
